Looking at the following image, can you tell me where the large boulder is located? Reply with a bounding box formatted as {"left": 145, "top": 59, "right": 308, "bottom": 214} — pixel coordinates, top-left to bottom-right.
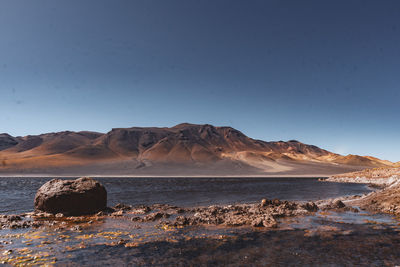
{"left": 34, "top": 177, "right": 107, "bottom": 216}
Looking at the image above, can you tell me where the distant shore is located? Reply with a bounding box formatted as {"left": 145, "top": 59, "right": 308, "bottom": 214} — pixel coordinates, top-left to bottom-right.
{"left": 322, "top": 167, "right": 400, "bottom": 216}
{"left": 0, "top": 174, "right": 329, "bottom": 178}
{"left": 325, "top": 176, "right": 398, "bottom": 185}
{"left": 325, "top": 167, "right": 400, "bottom": 185}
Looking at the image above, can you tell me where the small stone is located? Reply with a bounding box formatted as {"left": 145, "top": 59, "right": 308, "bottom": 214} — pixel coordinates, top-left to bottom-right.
{"left": 262, "top": 217, "right": 278, "bottom": 228}
{"left": 114, "top": 203, "right": 132, "bottom": 211}
{"left": 261, "top": 199, "right": 270, "bottom": 207}
{"left": 302, "top": 202, "right": 319, "bottom": 212}
{"left": 2, "top": 250, "right": 12, "bottom": 255}
{"left": 333, "top": 200, "right": 346, "bottom": 209}
{"left": 8, "top": 215, "right": 22, "bottom": 222}
{"left": 174, "top": 216, "right": 190, "bottom": 226}
{"left": 71, "top": 225, "right": 82, "bottom": 231}
{"left": 176, "top": 208, "right": 185, "bottom": 214}
{"left": 96, "top": 211, "right": 105, "bottom": 216}
{"left": 251, "top": 218, "right": 264, "bottom": 227}
{"left": 111, "top": 210, "right": 124, "bottom": 216}
{"left": 143, "top": 212, "right": 164, "bottom": 221}
{"left": 272, "top": 199, "right": 281, "bottom": 205}
{"left": 117, "top": 239, "right": 127, "bottom": 245}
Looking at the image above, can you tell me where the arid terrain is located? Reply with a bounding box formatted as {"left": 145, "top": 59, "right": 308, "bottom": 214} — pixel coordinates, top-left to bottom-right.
{"left": 0, "top": 123, "right": 397, "bottom": 176}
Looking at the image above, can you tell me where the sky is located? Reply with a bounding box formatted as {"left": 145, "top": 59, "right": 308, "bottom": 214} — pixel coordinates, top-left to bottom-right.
{"left": 0, "top": 0, "right": 399, "bottom": 161}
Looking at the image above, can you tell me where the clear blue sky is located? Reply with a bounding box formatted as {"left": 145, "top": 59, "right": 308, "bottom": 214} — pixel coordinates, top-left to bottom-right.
{"left": 0, "top": 0, "right": 399, "bottom": 161}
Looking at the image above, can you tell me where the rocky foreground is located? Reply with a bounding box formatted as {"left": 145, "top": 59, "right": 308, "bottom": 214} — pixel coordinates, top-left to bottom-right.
{"left": 325, "top": 167, "right": 400, "bottom": 216}
{"left": 348, "top": 180, "right": 400, "bottom": 216}
{"left": 0, "top": 198, "right": 323, "bottom": 230}
{"left": 1, "top": 201, "right": 400, "bottom": 267}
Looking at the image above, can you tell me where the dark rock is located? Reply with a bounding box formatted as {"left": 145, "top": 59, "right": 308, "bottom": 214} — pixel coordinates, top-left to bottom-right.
{"left": 174, "top": 216, "right": 190, "bottom": 226}
{"left": 71, "top": 225, "right": 83, "bottom": 231}
{"left": 179, "top": 200, "right": 308, "bottom": 228}
{"left": 272, "top": 199, "right": 281, "bottom": 206}
{"left": 8, "top": 215, "right": 22, "bottom": 222}
{"left": 103, "top": 207, "right": 115, "bottom": 213}
{"left": 251, "top": 218, "right": 264, "bottom": 227}
{"left": 251, "top": 216, "right": 277, "bottom": 228}
{"left": 176, "top": 208, "right": 185, "bottom": 214}
{"left": 143, "top": 212, "right": 166, "bottom": 221}
{"left": 131, "top": 216, "right": 142, "bottom": 222}
{"left": 350, "top": 207, "right": 359, "bottom": 213}
{"left": 322, "top": 199, "right": 360, "bottom": 212}
{"left": 138, "top": 206, "right": 152, "bottom": 213}
{"left": 111, "top": 210, "right": 124, "bottom": 216}
{"left": 0, "top": 214, "right": 46, "bottom": 229}
{"left": 114, "top": 203, "right": 132, "bottom": 211}
{"left": 151, "top": 204, "right": 174, "bottom": 210}
{"left": 143, "top": 206, "right": 152, "bottom": 212}
{"left": 333, "top": 200, "right": 346, "bottom": 209}
{"left": 96, "top": 211, "right": 106, "bottom": 217}
{"left": 261, "top": 198, "right": 272, "bottom": 207}
{"left": 225, "top": 216, "right": 247, "bottom": 226}
{"left": 302, "top": 202, "right": 319, "bottom": 212}
{"left": 34, "top": 177, "right": 107, "bottom": 216}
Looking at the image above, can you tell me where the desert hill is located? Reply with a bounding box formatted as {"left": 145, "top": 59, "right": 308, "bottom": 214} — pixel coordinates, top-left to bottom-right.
{"left": 0, "top": 123, "right": 395, "bottom": 176}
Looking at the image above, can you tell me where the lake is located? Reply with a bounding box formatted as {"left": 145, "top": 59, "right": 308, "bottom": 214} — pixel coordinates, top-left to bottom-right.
{"left": 0, "top": 177, "right": 372, "bottom": 214}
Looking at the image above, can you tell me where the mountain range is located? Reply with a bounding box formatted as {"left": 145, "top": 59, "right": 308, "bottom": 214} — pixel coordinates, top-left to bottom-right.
{"left": 0, "top": 123, "right": 396, "bottom": 176}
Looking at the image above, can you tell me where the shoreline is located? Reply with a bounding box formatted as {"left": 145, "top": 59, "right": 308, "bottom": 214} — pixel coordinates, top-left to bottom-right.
{"left": 321, "top": 172, "right": 400, "bottom": 216}
{"left": 324, "top": 175, "right": 399, "bottom": 185}
{"left": 0, "top": 174, "right": 329, "bottom": 178}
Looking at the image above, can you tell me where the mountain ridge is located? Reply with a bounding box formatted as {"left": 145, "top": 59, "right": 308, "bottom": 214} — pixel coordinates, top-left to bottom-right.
{"left": 0, "top": 123, "right": 394, "bottom": 176}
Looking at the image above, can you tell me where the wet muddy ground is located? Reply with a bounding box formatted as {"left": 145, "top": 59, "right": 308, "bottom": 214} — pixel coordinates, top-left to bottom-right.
{"left": 1, "top": 205, "right": 400, "bottom": 266}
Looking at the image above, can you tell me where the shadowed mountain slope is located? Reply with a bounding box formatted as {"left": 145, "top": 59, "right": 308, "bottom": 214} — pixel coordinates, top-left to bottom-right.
{"left": 0, "top": 123, "right": 394, "bottom": 176}
{"left": 0, "top": 134, "right": 19, "bottom": 151}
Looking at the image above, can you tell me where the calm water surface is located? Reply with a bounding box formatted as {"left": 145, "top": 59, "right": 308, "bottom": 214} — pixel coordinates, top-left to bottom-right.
{"left": 0, "top": 177, "right": 372, "bottom": 214}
